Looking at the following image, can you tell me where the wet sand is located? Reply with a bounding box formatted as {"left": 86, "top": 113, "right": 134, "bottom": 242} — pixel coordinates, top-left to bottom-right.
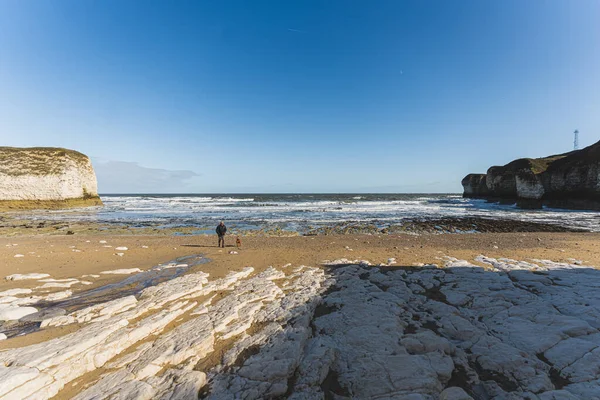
{"left": 3, "top": 231, "right": 600, "bottom": 296}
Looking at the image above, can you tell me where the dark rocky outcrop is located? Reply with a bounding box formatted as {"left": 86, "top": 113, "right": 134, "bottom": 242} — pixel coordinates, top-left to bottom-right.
{"left": 462, "top": 140, "right": 600, "bottom": 210}
{"left": 461, "top": 174, "right": 490, "bottom": 198}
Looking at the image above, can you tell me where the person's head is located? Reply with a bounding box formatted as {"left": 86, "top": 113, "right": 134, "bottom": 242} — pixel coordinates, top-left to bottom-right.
{"left": 220, "top": 221, "right": 224, "bottom": 226}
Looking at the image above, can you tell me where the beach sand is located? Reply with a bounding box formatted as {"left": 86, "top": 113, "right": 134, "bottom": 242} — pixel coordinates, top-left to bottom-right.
{"left": 3, "top": 232, "right": 600, "bottom": 296}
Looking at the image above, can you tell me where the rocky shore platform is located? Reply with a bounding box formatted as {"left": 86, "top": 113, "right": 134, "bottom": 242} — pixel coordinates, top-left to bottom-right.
{"left": 0, "top": 215, "right": 592, "bottom": 238}
{"left": 305, "top": 217, "right": 585, "bottom": 236}
{"left": 1, "top": 252, "right": 600, "bottom": 399}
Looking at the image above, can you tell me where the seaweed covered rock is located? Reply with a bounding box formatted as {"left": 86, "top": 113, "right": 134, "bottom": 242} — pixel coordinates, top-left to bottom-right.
{"left": 462, "top": 140, "right": 600, "bottom": 210}
{"left": 0, "top": 147, "right": 102, "bottom": 210}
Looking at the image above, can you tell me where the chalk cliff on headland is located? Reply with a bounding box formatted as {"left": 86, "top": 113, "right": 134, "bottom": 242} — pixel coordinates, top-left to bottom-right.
{"left": 462, "top": 140, "right": 600, "bottom": 210}
{"left": 0, "top": 147, "right": 102, "bottom": 210}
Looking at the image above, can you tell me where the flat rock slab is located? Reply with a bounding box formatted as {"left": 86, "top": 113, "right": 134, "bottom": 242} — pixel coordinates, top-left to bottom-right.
{"left": 5, "top": 273, "right": 50, "bottom": 281}
{"left": 0, "top": 257, "right": 599, "bottom": 399}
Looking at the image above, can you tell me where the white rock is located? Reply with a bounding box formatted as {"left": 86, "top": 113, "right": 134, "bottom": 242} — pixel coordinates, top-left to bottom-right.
{"left": 44, "top": 290, "right": 72, "bottom": 302}
{"left": 0, "top": 288, "right": 33, "bottom": 297}
{"left": 14, "top": 254, "right": 24, "bottom": 258}
{"left": 5, "top": 273, "right": 50, "bottom": 281}
{"left": 538, "top": 390, "right": 581, "bottom": 400}
{"left": 440, "top": 387, "right": 474, "bottom": 399}
{"left": 0, "top": 365, "right": 41, "bottom": 397}
{"left": 115, "top": 247, "right": 128, "bottom": 251}
{"left": 0, "top": 305, "right": 38, "bottom": 321}
{"left": 38, "top": 281, "right": 80, "bottom": 289}
{"left": 42, "top": 296, "right": 138, "bottom": 327}
{"left": 0, "top": 296, "right": 40, "bottom": 307}
{"left": 100, "top": 268, "right": 142, "bottom": 275}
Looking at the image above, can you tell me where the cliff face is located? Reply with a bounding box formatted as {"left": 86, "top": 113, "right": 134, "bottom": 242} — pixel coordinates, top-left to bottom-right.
{"left": 486, "top": 165, "right": 517, "bottom": 198}
{"left": 0, "top": 147, "right": 102, "bottom": 210}
{"left": 462, "top": 140, "right": 600, "bottom": 210}
{"left": 461, "top": 174, "right": 490, "bottom": 197}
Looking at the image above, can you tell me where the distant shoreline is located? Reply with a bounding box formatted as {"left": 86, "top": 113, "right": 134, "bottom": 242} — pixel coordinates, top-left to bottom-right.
{"left": 0, "top": 216, "right": 591, "bottom": 239}
{"left": 3, "top": 194, "right": 598, "bottom": 235}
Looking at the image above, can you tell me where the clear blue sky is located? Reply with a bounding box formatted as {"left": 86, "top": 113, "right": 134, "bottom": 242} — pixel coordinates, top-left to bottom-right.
{"left": 1, "top": 1, "right": 599, "bottom": 193}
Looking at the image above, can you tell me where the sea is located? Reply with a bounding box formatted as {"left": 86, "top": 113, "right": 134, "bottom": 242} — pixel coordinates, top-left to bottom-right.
{"left": 14, "top": 194, "right": 600, "bottom": 233}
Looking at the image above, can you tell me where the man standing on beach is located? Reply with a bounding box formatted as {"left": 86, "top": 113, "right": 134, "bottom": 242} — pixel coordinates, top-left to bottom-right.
{"left": 216, "top": 221, "right": 227, "bottom": 248}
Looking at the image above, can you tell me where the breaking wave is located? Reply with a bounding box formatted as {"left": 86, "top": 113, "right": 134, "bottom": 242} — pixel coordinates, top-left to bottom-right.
{"left": 14, "top": 194, "right": 600, "bottom": 232}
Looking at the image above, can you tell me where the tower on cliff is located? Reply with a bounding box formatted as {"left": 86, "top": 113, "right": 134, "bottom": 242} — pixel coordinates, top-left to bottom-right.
{"left": 574, "top": 130, "right": 579, "bottom": 150}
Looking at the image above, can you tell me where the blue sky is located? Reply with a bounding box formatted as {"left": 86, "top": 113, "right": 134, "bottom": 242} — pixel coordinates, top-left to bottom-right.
{"left": 1, "top": 1, "right": 599, "bottom": 193}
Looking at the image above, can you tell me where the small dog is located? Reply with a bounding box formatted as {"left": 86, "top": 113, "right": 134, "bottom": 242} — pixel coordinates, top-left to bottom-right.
{"left": 236, "top": 236, "right": 242, "bottom": 249}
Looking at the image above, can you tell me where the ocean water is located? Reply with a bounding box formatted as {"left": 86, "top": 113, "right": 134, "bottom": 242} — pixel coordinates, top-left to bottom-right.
{"left": 15, "top": 194, "right": 600, "bottom": 232}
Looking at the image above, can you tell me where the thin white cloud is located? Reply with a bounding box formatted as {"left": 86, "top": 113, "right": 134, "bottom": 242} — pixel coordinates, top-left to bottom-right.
{"left": 92, "top": 160, "right": 200, "bottom": 193}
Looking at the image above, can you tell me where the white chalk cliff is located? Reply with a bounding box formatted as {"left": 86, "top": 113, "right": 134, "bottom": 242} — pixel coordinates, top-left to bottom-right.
{"left": 0, "top": 147, "right": 102, "bottom": 209}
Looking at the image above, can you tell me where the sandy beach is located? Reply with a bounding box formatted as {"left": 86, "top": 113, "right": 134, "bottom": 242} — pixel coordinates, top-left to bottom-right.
{"left": 3, "top": 231, "right": 600, "bottom": 295}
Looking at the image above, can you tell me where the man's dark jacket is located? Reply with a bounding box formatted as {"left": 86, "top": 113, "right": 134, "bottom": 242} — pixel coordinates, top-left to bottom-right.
{"left": 216, "top": 224, "right": 227, "bottom": 236}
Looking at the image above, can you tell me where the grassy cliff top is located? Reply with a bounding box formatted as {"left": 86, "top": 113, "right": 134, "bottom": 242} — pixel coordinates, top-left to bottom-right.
{"left": 486, "top": 140, "right": 600, "bottom": 177}
{"left": 547, "top": 140, "right": 600, "bottom": 171}
{"left": 488, "top": 151, "right": 575, "bottom": 175}
{"left": 0, "top": 147, "right": 92, "bottom": 176}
